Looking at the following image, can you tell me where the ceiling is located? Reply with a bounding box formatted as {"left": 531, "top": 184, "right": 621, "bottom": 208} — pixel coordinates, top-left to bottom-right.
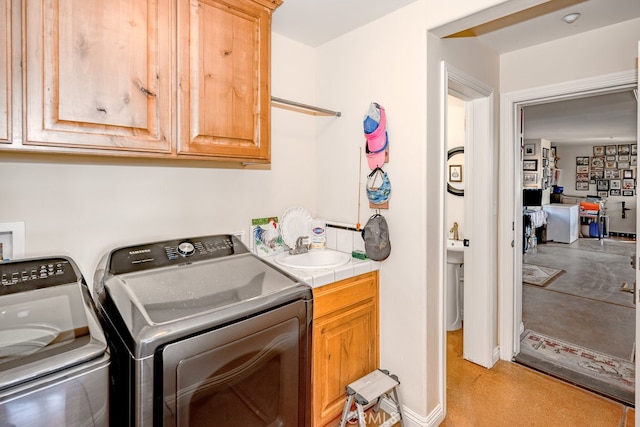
{"left": 272, "top": 0, "right": 419, "bottom": 48}
{"left": 523, "top": 91, "right": 638, "bottom": 145}
{"left": 272, "top": 0, "right": 639, "bottom": 145}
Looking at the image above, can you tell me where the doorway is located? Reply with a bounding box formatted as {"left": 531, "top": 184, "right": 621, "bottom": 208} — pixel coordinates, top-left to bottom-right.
{"left": 516, "top": 92, "right": 638, "bottom": 404}
{"left": 442, "top": 62, "right": 497, "bottom": 372}
{"left": 498, "top": 70, "right": 638, "bottom": 407}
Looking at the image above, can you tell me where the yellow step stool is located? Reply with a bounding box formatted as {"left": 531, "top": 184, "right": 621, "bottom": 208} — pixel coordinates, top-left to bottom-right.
{"left": 338, "top": 369, "right": 405, "bottom": 427}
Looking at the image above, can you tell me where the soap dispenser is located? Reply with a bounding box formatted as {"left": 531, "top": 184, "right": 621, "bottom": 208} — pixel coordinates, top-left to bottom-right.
{"left": 310, "top": 219, "right": 326, "bottom": 249}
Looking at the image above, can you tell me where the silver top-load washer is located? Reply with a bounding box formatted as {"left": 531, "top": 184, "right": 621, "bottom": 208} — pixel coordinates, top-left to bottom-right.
{"left": 0, "top": 256, "right": 110, "bottom": 427}
{"left": 93, "top": 234, "right": 313, "bottom": 426}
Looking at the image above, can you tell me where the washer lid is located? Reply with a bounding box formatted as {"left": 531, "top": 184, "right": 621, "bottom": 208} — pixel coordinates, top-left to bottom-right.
{"left": 0, "top": 257, "right": 107, "bottom": 391}
{"left": 105, "top": 252, "right": 307, "bottom": 326}
{"left": 97, "top": 235, "right": 312, "bottom": 358}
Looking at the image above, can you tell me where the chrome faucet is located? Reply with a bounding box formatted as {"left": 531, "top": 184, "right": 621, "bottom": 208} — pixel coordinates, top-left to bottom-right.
{"left": 289, "top": 236, "right": 310, "bottom": 255}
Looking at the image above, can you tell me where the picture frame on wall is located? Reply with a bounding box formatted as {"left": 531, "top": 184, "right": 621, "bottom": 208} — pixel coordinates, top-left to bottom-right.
{"left": 610, "top": 189, "right": 621, "bottom": 196}
{"left": 576, "top": 181, "right": 589, "bottom": 191}
{"left": 576, "top": 156, "right": 590, "bottom": 165}
{"left": 542, "top": 148, "right": 549, "bottom": 158}
{"left": 449, "top": 165, "right": 462, "bottom": 182}
{"left": 590, "top": 170, "right": 604, "bottom": 184}
{"left": 605, "top": 155, "right": 617, "bottom": 162}
{"left": 590, "top": 156, "right": 605, "bottom": 170}
{"left": 618, "top": 144, "right": 631, "bottom": 155}
{"left": 524, "top": 144, "right": 535, "bottom": 156}
{"left": 623, "top": 169, "right": 634, "bottom": 179}
{"left": 605, "top": 161, "right": 617, "bottom": 169}
{"left": 610, "top": 179, "right": 621, "bottom": 190}
{"left": 576, "top": 173, "right": 589, "bottom": 182}
{"left": 622, "top": 179, "right": 635, "bottom": 190}
{"left": 523, "top": 159, "right": 538, "bottom": 171}
{"left": 523, "top": 172, "right": 537, "bottom": 186}
{"left": 604, "top": 169, "right": 621, "bottom": 179}
{"left": 593, "top": 146, "right": 605, "bottom": 156}
{"left": 576, "top": 165, "right": 588, "bottom": 173}
{"left": 623, "top": 190, "right": 634, "bottom": 196}
{"left": 618, "top": 161, "right": 630, "bottom": 169}
{"left": 597, "top": 191, "right": 608, "bottom": 198}
{"left": 618, "top": 154, "right": 630, "bottom": 162}
{"left": 632, "top": 144, "right": 637, "bottom": 155}
{"left": 605, "top": 145, "right": 617, "bottom": 155}
{"left": 632, "top": 155, "right": 637, "bottom": 166}
{"left": 596, "top": 179, "right": 609, "bottom": 191}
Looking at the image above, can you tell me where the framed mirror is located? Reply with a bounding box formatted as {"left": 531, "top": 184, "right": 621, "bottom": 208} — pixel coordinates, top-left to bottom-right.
{"left": 447, "top": 146, "right": 464, "bottom": 196}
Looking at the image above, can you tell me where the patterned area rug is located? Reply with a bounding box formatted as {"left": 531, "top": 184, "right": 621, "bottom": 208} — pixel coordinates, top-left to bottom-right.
{"left": 522, "top": 264, "right": 564, "bottom": 287}
{"left": 516, "top": 330, "right": 635, "bottom": 405}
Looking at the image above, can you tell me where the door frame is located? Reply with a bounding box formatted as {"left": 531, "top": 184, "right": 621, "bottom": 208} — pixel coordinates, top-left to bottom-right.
{"left": 441, "top": 62, "right": 497, "bottom": 397}
{"left": 498, "top": 69, "right": 638, "bottom": 360}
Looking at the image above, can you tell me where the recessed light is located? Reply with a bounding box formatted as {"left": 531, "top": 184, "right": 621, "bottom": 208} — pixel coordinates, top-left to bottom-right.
{"left": 561, "top": 13, "right": 581, "bottom": 24}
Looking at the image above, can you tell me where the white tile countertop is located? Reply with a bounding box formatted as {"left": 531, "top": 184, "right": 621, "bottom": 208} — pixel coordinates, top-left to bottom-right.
{"left": 261, "top": 251, "right": 380, "bottom": 288}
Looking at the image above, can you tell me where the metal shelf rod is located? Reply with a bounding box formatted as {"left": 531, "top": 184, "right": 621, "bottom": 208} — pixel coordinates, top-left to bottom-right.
{"left": 271, "top": 96, "right": 341, "bottom": 117}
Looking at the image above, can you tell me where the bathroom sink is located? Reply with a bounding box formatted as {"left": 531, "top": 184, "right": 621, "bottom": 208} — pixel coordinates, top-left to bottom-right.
{"left": 275, "top": 249, "right": 351, "bottom": 270}
{"left": 447, "top": 239, "right": 465, "bottom": 252}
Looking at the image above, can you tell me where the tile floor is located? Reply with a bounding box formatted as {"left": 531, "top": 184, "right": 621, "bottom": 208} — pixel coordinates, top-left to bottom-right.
{"left": 442, "top": 328, "right": 635, "bottom": 426}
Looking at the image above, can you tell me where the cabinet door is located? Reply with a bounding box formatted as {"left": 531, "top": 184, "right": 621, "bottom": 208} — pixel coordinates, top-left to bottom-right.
{"left": 177, "top": 0, "right": 279, "bottom": 162}
{"left": 312, "top": 272, "right": 379, "bottom": 427}
{"left": 0, "top": 0, "right": 9, "bottom": 143}
{"left": 24, "top": 0, "right": 171, "bottom": 153}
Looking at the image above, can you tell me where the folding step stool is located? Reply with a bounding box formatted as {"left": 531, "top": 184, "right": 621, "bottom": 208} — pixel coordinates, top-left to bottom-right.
{"left": 338, "top": 369, "right": 405, "bottom": 427}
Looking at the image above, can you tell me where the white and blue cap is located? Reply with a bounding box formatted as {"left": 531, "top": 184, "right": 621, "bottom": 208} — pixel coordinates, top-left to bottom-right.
{"left": 366, "top": 167, "right": 391, "bottom": 205}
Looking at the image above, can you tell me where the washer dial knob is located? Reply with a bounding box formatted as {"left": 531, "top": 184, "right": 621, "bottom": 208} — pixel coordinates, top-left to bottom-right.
{"left": 177, "top": 242, "right": 195, "bottom": 257}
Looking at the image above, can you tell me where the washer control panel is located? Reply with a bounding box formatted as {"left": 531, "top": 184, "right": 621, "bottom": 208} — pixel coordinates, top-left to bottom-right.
{"left": 108, "top": 234, "right": 249, "bottom": 275}
{"left": 0, "top": 257, "right": 79, "bottom": 295}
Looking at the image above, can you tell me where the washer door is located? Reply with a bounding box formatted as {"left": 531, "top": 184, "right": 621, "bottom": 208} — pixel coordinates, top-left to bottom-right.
{"left": 161, "top": 300, "right": 309, "bottom": 427}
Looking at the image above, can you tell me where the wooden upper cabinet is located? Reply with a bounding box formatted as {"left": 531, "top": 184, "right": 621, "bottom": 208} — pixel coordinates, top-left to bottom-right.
{"left": 0, "top": 0, "right": 9, "bottom": 143}
{"left": 23, "top": 0, "right": 172, "bottom": 153}
{"left": 177, "top": 0, "right": 281, "bottom": 162}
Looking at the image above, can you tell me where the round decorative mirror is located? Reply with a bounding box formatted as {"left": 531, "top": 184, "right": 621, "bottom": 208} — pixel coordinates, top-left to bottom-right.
{"left": 447, "top": 146, "right": 464, "bottom": 196}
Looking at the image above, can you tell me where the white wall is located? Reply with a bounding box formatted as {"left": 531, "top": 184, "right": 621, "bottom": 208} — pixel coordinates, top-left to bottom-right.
{"left": 308, "top": 0, "right": 502, "bottom": 420}
{"left": 0, "top": 33, "right": 318, "bottom": 282}
{"left": 501, "top": 17, "right": 640, "bottom": 93}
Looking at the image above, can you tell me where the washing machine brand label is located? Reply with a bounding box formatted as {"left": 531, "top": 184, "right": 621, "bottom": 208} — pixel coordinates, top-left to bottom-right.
{"left": 129, "top": 249, "right": 151, "bottom": 255}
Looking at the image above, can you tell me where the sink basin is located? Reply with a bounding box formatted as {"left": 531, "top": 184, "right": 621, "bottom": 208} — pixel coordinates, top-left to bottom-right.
{"left": 275, "top": 249, "right": 351, "bottom": 270}
{"left": 447, "top": 239, "right": 464, "bottom": 264}
{"left": 447, "top": 239, "right": 465, "bottom": 252}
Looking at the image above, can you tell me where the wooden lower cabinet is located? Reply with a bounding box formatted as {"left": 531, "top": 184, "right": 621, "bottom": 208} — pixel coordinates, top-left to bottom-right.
{"left": 312, "top": 271, "right": 379, "bottom": 427}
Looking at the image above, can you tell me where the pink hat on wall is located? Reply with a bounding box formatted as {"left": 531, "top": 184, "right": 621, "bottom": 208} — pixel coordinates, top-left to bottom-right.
{"left": 363, "top": 102, "right": 388, "bottom": 169}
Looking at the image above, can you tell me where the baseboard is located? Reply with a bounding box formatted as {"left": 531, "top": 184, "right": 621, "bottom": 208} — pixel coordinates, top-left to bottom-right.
{"left": 608, "top": 231, "right": 636, "bottom": 239}
{"left": 378, "top": 397, "right": 437, "bottom": 427}
{"left": 492, "top": 345, "right": 501, "bottom": 366}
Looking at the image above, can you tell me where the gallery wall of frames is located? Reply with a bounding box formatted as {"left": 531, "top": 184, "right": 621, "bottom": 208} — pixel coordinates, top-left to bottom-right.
{"left": 575, "top": 143, "right": 637, "bottom": 197}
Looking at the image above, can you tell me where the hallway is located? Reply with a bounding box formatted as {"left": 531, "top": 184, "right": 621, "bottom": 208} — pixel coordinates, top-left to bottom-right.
{"left": 442, "top": 328, "right": 634, "bottom": 426}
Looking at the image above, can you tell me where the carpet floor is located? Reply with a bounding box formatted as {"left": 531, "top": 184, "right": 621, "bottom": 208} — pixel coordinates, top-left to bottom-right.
{"left": 517, "top": 330, "right": 635, "bottom": 405}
